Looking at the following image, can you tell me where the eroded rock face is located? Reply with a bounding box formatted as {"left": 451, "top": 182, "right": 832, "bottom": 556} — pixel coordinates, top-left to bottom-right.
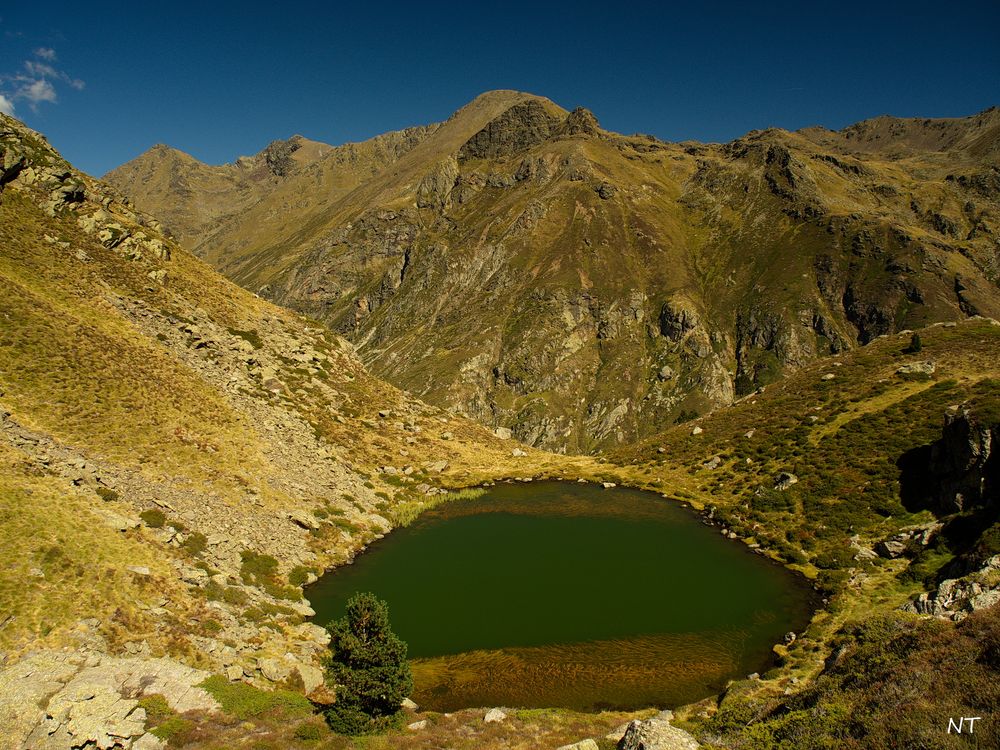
{"left": 928, "top": 407, "right": 998, "bottom": 513}
{"left": 458, "top": 101, "right": 561, "bottom": 161}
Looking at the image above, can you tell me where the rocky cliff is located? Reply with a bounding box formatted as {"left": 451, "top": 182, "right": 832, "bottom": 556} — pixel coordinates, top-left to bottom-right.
{"left": 108, "top": 93, "right": 1000, "bottom": 454}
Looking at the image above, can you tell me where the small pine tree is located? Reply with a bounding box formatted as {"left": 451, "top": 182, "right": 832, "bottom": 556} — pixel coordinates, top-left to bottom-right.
{"left": 907, "top": 333, "right": 922, "bottom": 353}
{"left": 323, "top": 592, "right": 413, "bottom": 735}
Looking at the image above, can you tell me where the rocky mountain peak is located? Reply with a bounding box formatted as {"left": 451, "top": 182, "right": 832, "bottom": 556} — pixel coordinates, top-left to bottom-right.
{"left": 457, "top": 100, "right": 562, "bottom": 161}
{"left": 560, "top": 106, "right": 600, "bottom": 136}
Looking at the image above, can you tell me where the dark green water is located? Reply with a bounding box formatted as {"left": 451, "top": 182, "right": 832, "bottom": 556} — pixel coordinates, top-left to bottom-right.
{"left": 308, "top": 481, "right": 815, "bottom": 711}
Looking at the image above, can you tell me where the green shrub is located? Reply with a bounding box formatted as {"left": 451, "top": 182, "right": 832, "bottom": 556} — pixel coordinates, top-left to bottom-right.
{"left": 226, "top": 327, "right": 263, "bottom": 349}
{"left": 139, "top": 509, "right": 166, "bottom": 528}
{"left": 96, "top": 487, "right": 119, "bottom": 502}
{"left": 293, "top": 722, "right": 325, "bottom": 741}
{"left": 149, "top": 715, "right": 194, "bottom": 744}
{"left": 137, "top": 693, "right": 172, "bottom": 723}
{"left": 288, "top": 565, "right": 312, "bottom": 587}
{"left": 181, "top": 532, "right": 207, "bottom": 557}
{"left": 240, "top": 550, "right": 279, "bottom": 584}
{"left": 199, "top": 675, "right": 313, "bottom": 720}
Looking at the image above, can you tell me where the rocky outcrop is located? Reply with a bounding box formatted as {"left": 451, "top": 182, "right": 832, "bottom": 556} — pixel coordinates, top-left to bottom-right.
{"left": 901, "top": 555, "right": 1000, "bottom": 620}
{"left": 458, "top": 101, "right": 561, "bottom": 161}
{"left": 926, "top": 406, "right": 998, "bottom": 514}
{"left": 0, "top": 650, "right": 217, "bottom": 750}
{"left": 416, "top": 157, "right": 459, "bottom": 210}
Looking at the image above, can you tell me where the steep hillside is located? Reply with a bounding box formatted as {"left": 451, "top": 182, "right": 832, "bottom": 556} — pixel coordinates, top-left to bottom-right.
{"left": 0, "top": 113, "right": 604, "bottom": 748}
{"left": 606, "top": 318, "right": 1000, "bottom": 747}
{"left": 110, "top": 94, "right": 1000, "bottom": 454}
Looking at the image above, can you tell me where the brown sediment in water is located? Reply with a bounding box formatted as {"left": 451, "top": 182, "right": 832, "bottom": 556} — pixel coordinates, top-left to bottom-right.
{"left": 411, "top": 630, "right": 748, "bottom": 712}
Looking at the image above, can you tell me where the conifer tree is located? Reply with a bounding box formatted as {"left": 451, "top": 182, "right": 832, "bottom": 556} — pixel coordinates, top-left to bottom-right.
{"left": 323, "top": 592, "right": 413, "bottom": 735}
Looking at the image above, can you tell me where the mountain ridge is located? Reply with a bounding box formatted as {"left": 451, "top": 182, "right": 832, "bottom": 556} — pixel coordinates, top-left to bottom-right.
{"left": 106, "top": 93, "right": 1000, "bottom": 454}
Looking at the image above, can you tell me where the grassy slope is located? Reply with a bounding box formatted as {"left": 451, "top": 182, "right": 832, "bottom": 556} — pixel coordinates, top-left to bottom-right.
{"left": 605, "top": 319, "right": 1000, "bottom": 747}
{"left": 0, "top": 117, "right": 584, "bottom": 661}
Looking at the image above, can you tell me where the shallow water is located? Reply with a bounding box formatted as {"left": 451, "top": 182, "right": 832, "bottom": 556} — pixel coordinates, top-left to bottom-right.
{"left": 308, "top": 481, "right": 815, "bottom": 711}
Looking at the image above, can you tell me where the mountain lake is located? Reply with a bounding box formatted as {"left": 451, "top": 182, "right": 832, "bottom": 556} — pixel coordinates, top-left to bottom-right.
{"left": 308, "top": 480, "right": 817, "bottom": 711}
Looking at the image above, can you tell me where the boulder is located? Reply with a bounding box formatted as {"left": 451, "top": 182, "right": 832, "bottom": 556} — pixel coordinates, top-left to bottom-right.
{"left": 774, "top": 472, "right": 799, "bottom": 490}
{"left": 617, "top": 713, "right": 701, "bottom": 750}
{"left": 258, "top": 657, "right": 291, "bottom": 683}
{"left": 484, "top": 707, "right": 507, "bottom": 723}
{"left": 295, "top": 663, "right": 324, "bottom": 695}
{"left": 494, "top": 426, "right": 513, "bottom": 440}
{"left": 408, "top": 719, "right": 428, "bottom": 730}
{"left": 896, "top": 361, "right": 936, "bottom": 376}
{"left": 558, "top": 741, "right": 599, "bottom": 750}
{"left": 287, "top": 510, "right": 319, "bottom": 530}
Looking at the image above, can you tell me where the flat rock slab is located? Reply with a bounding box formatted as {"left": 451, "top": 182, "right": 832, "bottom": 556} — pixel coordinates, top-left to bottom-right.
{"left": 0, "top": 650, "right": 219, "bottom": 749}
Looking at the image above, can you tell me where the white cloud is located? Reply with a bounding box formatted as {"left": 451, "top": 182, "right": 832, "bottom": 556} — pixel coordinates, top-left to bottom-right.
{"left": 21, "top": 78, "right": 56, "bottom": 105}
{"left": 0, "top": 46, "right": 84, "bottom": 113}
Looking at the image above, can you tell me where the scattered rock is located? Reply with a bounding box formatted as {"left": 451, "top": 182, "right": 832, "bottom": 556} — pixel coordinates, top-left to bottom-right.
{"left": 821, "top": 373, "right": 835, "bottom": 381}
{"left": 558, "top": 740, "right": 599, "bottom": 750}
{"left": 401, "top": 697, "right": 418, "bottom": 710}
{"left": 602, "top": 482, "right": 617, "bottom": 489}
{"left": 494, "top": 426, "right": 513, "bottom": 440}
{"left": 408, "top": 719, "right": 428, "bottom": 730}
{"left": 691, "top": 426, "right": 703, "bottom": 436}
{"left": 511, "top": 448, "right": 527, "bottom": 457}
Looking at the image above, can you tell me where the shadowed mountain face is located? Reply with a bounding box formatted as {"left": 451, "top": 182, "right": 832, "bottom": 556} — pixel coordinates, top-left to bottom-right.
{"left": 107, "top": 93, "right": 1000, "bottom": 453}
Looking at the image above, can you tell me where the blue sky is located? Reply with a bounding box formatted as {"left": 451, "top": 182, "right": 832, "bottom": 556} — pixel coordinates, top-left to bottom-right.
{"left": 2, "top": 1, "right": 998, "bottom": 177}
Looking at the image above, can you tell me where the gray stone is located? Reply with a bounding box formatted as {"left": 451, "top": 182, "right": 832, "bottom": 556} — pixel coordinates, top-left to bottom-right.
{"left": 295, "top": 662, "right": 324, "bottom": 695}
{"left": 288, "top": 510, "right": 319, "bottom": 530}
{"left": 558, "top": 741, "right": 600, "bottom": 750}
{"left": 617, "top": 715, "right": 701, "bottom": 749}
{"left": 774, "top": 472, "right": 799, "bottom": 490}
{"left": 896, "top": 361, "right": 936, "bottom": 376}
{"left": 494, "top": 426, "right": 513, "bottom": 440}
{"left": 258, "top": 657, "right": 292, "bottom": 682}
{"left": 484, "top": 707, "right": 507, "bottom": 723}
{"left": 408, "top": 719, "right": 428, "bottom": 730}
